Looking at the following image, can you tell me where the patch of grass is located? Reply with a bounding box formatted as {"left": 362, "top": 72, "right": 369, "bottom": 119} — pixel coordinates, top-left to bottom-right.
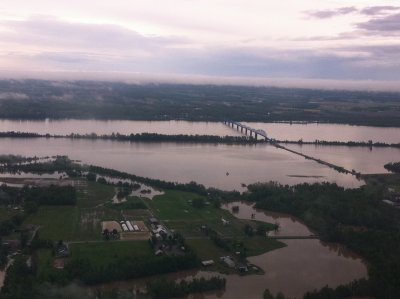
{"left": 239, "top": 236, "right": 285, "bottom": 257}
{"left": 0, "top": 208, "right": 21, "bottom": 222}
{"left": 24, "top": 206, "right": 78, "bottom": 241}
{"left": 186, "top": 238, "right": 228, "bottom": 261}
{"left": 107, "top": 196, "right": 148, "bottom": 210}
{"left": 148, "top": 190, "right": 221, "bottom": 221}
{"left": 77, "top": 182, "right": 115, "bottom": 208}
{"left": 35, "top": 249, "right": 66, "bottom": 283}
{"left": 122, "top": 209, "right": 151, "bottom": 221}
{"left": 69, "top": 241, "right": 153, "bottom": 268}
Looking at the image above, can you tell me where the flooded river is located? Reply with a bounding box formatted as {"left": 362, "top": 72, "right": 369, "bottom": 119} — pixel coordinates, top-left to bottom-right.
{"left": 0, "top": 138, "right": 362, "bottom": 190}
{"left": 95, "top": 202, "right": 367, "bottom": 299}
{"left": 0, "top": 120, "right": 374, "bottom": 296}
{"left": 1, "top": 119, "right": 400, "bottom": 143}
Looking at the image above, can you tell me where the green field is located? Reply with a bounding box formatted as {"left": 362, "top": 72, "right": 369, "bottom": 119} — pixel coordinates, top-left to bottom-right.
{"left": 69, "top": 241, "right": 153, "bottom": 268}
{"left": 0, "top": 208, "right": 21, "bottom": 222}
{"left": 23, "top": 181, "right": 119, "bottom": 241}
{"left": 22, "top": 182, "right": 284, "bottom": 278}
{"left": 148, "top": 190, "right": 284, "bottom": 257}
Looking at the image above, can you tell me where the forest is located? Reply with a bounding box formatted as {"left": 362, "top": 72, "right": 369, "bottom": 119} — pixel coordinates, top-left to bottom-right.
{"left": 1, "top": 79, "right": 400, "bottom": 126}
{"left": 246, "top": 182, "right": 400, "bottom": 299}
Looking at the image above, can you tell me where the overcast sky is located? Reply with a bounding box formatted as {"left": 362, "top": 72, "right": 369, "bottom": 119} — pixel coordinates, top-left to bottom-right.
{"left": 1, "top": 0, "right": 400, "bottom": 88}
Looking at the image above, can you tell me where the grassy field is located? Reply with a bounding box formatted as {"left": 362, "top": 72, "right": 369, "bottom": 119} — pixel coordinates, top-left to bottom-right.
{"left": 22, "top": 182, "right": 284, "bottom": 277}
{"left": 25, "top": 206, "right": 79, "bottom": 240}
{"left": 0, "top": 208, "right": 21, "bottom": 222}
{"left": 69, "top": 241, "right": 153, "bottom": 268}
{"left": 149, "top": 190, "right": 285, "bottom": 258}
{"left": 23, "top": 181, "right": 119, "bottom": 241}
{"left": 76, "top": 181, "right": 115, "bottom": 208}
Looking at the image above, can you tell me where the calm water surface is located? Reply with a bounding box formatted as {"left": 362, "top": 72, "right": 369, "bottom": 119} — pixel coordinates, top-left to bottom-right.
{"left": 1, "top": 119, "right": 399, "bottom": 143}
{"left": 244, "top": 122, "right": 400, "bottom": 143}
{"left": 0, "top": 119, "right": 242, "bottom": 136}
{"left": 0, "top": 138, "right": 363, "bottom": 190}
{"left": 285, "top": 144, "right": 400, "bottom": 174}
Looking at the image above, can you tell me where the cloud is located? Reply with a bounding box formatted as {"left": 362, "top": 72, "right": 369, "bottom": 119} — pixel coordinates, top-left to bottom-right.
{"left": 1, "top": 15, "right": 400, "bottom": 83}
{"left": 0, "top": 16, "right": 187, "bottom": 54}
{"left": 3, "top": 39, "right": 400, "bottom": 81}
{"left": 357, "top": 13, "right": 400, "bottom": 32}
{"left": 306, "top": 6, "right": 400, "bottom": 19}
{"left": 360, "top": 6, "right": 400, "bottom": 16}
{"left": 305, "top": 7, "right": 357, "bottom": 19}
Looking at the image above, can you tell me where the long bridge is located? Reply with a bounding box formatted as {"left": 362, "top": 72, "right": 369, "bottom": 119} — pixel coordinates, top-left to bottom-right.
{"left": 223, "top": 120, "right": 357, "bottom": 176}
{"left": 223, "top": 120, "right": 268, "bottom": 141}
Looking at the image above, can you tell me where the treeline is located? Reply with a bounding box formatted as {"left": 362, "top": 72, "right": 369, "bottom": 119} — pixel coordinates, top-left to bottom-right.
{"left": 22, "top": 185, "right": 76, "bottom": 206}
{"left": 303, "top": 279, "right": 371, "bottom": 299}
{"left": 64, "top": 252, "right": 199, "bottom": 285}
{"left": 0, "top": 131, "right": 259, "bottom": 144}
{"left": 0, "top": 184, "right": 77, "bottom": 207}
{"left": 88, "top": 165, "right": 208, "bottom": 196}
{"left": 147, "top": 276, "right": 226, "bottom": 298}
{"left": 0, "top": 155, "right": 81, "bottom": 177}
{"left": 384, "top": 162, "right": 400, "bottom": 173}
{"left": 0, "top": 155, "right": 44, "bottom": 165}
{"left": 275, "top": 139, "right": 400, "bottom": 148}
{"left": 1, "top": 80, "right": 400, "bottom": 127}
{"left": 245, "top": 181, "right": 400, "bottom": 299}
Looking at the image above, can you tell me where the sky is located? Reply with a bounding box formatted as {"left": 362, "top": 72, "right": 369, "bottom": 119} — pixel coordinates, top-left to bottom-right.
{"left": 1, "top": 0, "right": 400, "bottom": 89}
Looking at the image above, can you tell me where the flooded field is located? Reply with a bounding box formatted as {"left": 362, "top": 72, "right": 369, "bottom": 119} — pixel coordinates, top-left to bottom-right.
{"left": 95, "top": 201, "right": 367, "bottom": 299}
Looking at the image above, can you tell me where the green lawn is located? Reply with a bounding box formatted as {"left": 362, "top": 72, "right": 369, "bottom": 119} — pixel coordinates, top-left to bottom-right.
{"left": 0, "top": 207, "right": 21, "bottom": 222}
{"left": 77, "top": 181, "right": 115, "bottom": 208}
{"left": 23, "top": 182, "right": 121, "bottom": 241}
{"left": 148, "top": 190, "right": 222, "bottom": 221}
{"left": 24, "top": 206, "right": 79, "bottom": 240}
{"left": 35, "top": 249, "right": 66, "bottom": 283}
{"left": 149, "top": 190, "right": 285, "bottom": 260}
{"left": 69, "top": 241, "right": 153, "bottom": 268}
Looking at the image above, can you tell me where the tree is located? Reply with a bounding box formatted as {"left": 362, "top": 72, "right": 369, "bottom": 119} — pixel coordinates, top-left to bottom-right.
{"left": 263, "top": 289, "right": 274, "bottom": 299}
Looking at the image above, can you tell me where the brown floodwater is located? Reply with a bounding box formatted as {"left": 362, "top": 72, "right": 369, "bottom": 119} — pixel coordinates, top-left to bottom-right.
{"left": 93, "top": 202, "right": 367, "bottom": 299}
{"left": 243, "top": 122, "right": 400, "bottom": 143}
{"left": 0, "top": 119, "right": 242, "bottom": 137}
{"left": 1, "top": 119, "right": 399, "bottom": 143}
{"left": 0, "top": 138, "right": 363, "bottom": 190}
{"left": 222, "top": 201, "right": 313, "bottom": 236}
{"left": 285, "top": 144, "right": 400, "bottom": 174}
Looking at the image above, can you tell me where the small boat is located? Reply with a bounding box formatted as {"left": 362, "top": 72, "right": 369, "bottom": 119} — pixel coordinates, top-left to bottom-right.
{"left": 226, "top": 172, "right": 229, "bottom": 176}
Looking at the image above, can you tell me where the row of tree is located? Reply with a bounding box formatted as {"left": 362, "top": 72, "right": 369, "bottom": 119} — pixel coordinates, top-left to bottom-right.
{"left": 384, "top": 162, "right": 400, "bottom": 173}
{"left": 64, "top": 252, "right": 199, "bottom": 285}
{"left": 275, "top": 139, "right": 400, "bottom": 148}
{"left": 147, "top": 277, "right": 226, "bottom": 298}
{"left": 0, "top": 131, "right": 260, "bottom": 144}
